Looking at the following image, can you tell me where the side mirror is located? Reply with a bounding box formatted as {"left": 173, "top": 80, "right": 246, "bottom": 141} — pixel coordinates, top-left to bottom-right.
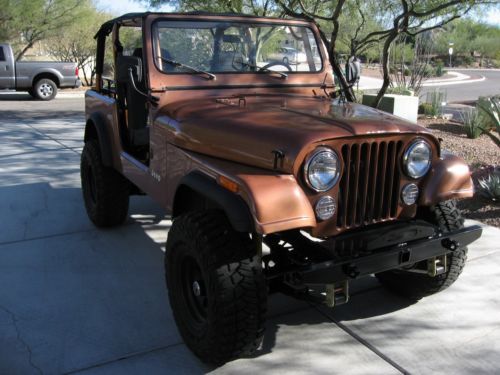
{"left": 345, "top": 58, "right": 361, "bottom": 85}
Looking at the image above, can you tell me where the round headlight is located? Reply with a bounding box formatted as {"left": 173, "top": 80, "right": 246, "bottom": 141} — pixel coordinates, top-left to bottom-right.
{"left": 304, "top": 147, "right": 340, "bottom": 192}
{"left": 403, "top": 140, "right": 432, "bottom": 179}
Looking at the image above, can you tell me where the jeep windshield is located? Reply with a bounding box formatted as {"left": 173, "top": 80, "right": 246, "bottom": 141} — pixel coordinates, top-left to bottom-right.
{"left": 152, "top": 20, "right": 323, "bottom": 75}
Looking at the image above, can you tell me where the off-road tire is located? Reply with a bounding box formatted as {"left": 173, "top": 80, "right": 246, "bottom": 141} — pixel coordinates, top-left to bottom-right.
{"left": 165, "top": 210, "right": 267, "bottom": 365}
{"left": 376, "top": 200, "right": 467, "bottom": 300}
{"left": 80, "top": 140, "right": 129, "bottom": 227}
{"left": 34, "top": 78, "right": 57, "bottom": 100}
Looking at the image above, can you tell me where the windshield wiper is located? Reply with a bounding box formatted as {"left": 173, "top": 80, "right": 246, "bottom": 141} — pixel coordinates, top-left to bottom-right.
{"left": 241, "top": 61, "right": 288, "bottom": 79}
{"left": 157, "top": 56, "right": 216, "bottom": 80}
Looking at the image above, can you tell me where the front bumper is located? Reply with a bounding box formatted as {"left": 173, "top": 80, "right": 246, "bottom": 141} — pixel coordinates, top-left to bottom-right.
{"left": 265, "top": 222, "right": 482, "bottom": 285}
{"left": 300, "top": 225, "right": 482, "bottom": 284}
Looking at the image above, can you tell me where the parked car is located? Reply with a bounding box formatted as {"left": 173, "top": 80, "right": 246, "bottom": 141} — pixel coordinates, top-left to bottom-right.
{"left": 0, "top": 43, "right": 81, "bottom": 100}
{"left": 82, "top": 12, "right": 482, "bottom": 365}
{"left": 269, "top": 46, "right": 307, "bottom": 65}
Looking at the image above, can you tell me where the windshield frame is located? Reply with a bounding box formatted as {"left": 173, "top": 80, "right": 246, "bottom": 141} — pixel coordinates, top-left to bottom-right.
{"left": 151, "top": 18, "right": 325, "bottom": 77}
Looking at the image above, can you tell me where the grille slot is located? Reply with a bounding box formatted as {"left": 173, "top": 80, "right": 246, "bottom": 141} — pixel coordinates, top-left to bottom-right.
{"left": 337, "top": 140, "right": 403, "bottom": 229}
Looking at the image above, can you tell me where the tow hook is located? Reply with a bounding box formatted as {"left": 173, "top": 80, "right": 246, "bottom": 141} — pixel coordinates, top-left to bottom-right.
{"left": 325, "top": 281, "right": 349, "bottom": 307}
{"left": 442, "top": 238, "right": 459, "bottom": 251}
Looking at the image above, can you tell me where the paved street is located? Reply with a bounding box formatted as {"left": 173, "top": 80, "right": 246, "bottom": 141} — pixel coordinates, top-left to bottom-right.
{"left": 420, "top": 69, "right": 500, "bottom": 103}
{"left": 0, "top": 93, "right": 499, "bottom": 374}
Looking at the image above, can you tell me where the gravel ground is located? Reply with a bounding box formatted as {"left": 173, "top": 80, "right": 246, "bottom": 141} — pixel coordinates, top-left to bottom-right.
{"left": 419, "top": 118, "right": 500, "bottom": 228}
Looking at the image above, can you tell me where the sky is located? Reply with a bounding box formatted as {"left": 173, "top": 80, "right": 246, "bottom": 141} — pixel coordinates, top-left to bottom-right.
{"left": 95, "top": 0, "right": 500, "bottom": 26}
{"left": 94, "top": 0, "right": 172, "bottom": 15}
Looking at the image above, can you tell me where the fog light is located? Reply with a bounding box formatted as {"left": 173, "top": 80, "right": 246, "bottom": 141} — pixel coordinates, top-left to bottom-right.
{"left": 401, "top": 183, "right": 419, "bottom": 205}
{"left": 315, "top": 196, "right": 336, "bottom": 220}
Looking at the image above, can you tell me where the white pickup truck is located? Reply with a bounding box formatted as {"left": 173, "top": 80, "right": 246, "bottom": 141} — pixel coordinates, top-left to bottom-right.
{"left": 0, "top": 43, "right": 81, "bottom": 100}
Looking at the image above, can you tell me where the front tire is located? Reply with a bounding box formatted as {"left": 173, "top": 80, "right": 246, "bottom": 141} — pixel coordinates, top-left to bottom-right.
{"left": 80, "top": 140, "right": 129, "bottom": 227}
{"left": 165, "top": 210, "right": 267, "bottom": 365}
{"left": 376, "top": 200, "right": 467, "bottom": 300}
{"left": 34, "top": 78, "right": 58, "bottom": 100}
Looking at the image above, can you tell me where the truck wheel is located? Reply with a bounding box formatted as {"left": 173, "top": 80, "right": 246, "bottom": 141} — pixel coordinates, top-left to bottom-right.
{"left": 165, "top": 210, "right": 266, "bottom": 365}
{"left": 376, "top": 200, "right": 467, "bottom": 300}
{"left": 80, "top": 140, "right": 129, "bottom": 227}
{"left": 34, "top": 78, "right": 57, "bottom": 100}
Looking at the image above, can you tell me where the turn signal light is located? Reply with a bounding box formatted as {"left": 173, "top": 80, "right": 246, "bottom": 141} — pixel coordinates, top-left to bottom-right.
{"left": 217, "top": 175, "right": 239, "bottom": 193}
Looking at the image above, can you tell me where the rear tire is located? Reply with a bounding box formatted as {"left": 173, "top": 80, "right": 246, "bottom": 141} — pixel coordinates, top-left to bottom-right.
{"left": 376, "top": 200, "right": 467, "bottom": 300}
{"left": 80, "top": 140, "right": 129, "bottom": 227}
{"left": 34, "top": 78, "right": 57, "bottom": 100}
{"left": 165, "top": 210, "right": 267, "bottom": 365}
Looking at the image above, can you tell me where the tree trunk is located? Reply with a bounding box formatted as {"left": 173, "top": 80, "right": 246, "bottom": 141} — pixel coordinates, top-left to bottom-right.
{"left": 16, "top": 42, "right": 34, "bottom": 61}
{"left": 371, "top": 31, "right": 398, "bottom": 108}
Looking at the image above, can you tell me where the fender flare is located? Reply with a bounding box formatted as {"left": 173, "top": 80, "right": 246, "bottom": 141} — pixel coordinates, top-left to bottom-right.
{"left": 173, "top": 172, "right": 254, "bottom": 233}
{"left": 84, "top": 113, "right": 113, "bottom": 167}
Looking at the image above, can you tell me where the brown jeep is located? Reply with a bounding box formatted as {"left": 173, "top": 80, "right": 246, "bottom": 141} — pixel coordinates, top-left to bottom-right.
{"left": 81, "top": 12, "right": 482, "bottom": 365}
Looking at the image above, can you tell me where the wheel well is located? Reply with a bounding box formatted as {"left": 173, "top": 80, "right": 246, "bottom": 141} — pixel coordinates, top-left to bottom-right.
{"left": 84, "top": 119, "right": 98, "bottom": 142}
{"left": 172, "top": 174, "right": 254, "bottom": 233}
{"left": 173, "top": 185, "right": 215, "bottom": 217}
{"left": 33, "top": 73, "right": 60, "bottom": 87}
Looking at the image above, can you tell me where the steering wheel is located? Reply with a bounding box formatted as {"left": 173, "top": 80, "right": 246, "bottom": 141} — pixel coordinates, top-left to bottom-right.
{"left": 259, "top": 61, "right": 292, "bottom": 72}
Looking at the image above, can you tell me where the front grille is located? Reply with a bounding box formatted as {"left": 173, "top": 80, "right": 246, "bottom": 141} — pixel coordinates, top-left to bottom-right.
{"left": 336, "top": 140, "right": 404, "bottom": 229}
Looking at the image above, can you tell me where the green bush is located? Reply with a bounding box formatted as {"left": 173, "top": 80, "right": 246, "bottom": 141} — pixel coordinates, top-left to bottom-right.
{"left": 460, "top": 109, "right": 484, "bottom": 139}
{"left": 478, "top": 171, "right": 500, "bottom": 202}
{"left": 403, "top": 68, "right": 411, "bottom": 76}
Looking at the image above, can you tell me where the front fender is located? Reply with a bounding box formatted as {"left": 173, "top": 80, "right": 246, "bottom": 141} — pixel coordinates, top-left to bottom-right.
{"left": 236, "top": 174, "right": 316, "bottom": 234}
{"left": 420, "top": 154, "right": 474, "bottom": 206}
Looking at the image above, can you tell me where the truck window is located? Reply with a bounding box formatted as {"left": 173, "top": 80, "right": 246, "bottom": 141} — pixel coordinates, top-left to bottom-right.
{"left": 0, "top": 47, "right": 5, "bottom": 62}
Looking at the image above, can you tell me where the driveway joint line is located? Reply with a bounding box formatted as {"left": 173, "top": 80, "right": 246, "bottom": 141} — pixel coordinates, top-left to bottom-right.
{"left": 62, "top": 342, "right": 185, "bottom": 374}
{"left": 310, "top": 303, "right": 410, "bottom": 375}
{"left": 20, "top": 122, "right": 83, "bottom": 156}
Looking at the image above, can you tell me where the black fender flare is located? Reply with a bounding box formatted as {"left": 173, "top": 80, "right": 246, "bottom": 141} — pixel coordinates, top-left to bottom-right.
{"left": 173, "top": 172, "right": 254, "bottom": 233}
{"left": 84, "top": 113, "right": 113, "bottom": 167}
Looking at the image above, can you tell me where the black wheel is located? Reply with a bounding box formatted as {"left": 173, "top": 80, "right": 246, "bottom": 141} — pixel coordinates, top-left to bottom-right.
{"left": 282, "top": 56, "right": 289, "bottom": 65}
{"left": 376, "top": 200, "right": 467, "bottom": 300}
{"left": 34, "top": 78, "right": 57, "bottom": 100}
{"left": 165, "top": 210, "right": 267, "bottom": 365}
{"left": 80, "top": 140, "right": 129, "bottom": 227}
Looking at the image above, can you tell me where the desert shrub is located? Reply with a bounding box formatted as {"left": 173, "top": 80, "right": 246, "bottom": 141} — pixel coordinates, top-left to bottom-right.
{"left": 460, "top": 109, "right": 484, "bottom": 139}
{"left": 435, "top": 60, "right": 444, "bottom": 77}
{"left": 422, "top": 65, "right": 433, "bottom": 77}
{"left": 353, "top": 89, "right": 364, "bottom": 103}
{"left": 463, "top": 55, "right": 475, "bottom": 66}
{"left": 424, "top": 89, "right": 446, "bottom": 117}
{"left": 478, "top": 170, "right": 500, "bottom": 202}
{"left": 419, "top": 103, "right": 433, "bottom": 114}
{"left": 386, "top": 86, "right": 413, "bottom": 96}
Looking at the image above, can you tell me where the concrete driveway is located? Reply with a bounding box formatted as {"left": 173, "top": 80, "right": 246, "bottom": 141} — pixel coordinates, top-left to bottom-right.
{"left": 0, "top": 93, "right": 499, "bottom": 374}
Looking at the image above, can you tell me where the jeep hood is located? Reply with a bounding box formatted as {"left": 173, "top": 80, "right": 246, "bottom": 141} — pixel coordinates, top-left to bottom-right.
{"left": 157, "top": 94, "right": 432, "bottom": 172}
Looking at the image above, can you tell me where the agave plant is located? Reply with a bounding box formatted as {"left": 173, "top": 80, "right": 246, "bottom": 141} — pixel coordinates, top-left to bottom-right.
{"left": 477, "top": 95, "right": 500, "bottom": 132}
{"left": 460, "top": 108, "right": 484, "bottom": 139}
{"left": 478, "top": 171, "right": 500, "bottom": 202}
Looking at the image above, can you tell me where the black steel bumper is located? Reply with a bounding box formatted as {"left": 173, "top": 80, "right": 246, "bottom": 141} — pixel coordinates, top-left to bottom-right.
{"left": 297, "top": 225, "right": 482, "bottom": 284}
